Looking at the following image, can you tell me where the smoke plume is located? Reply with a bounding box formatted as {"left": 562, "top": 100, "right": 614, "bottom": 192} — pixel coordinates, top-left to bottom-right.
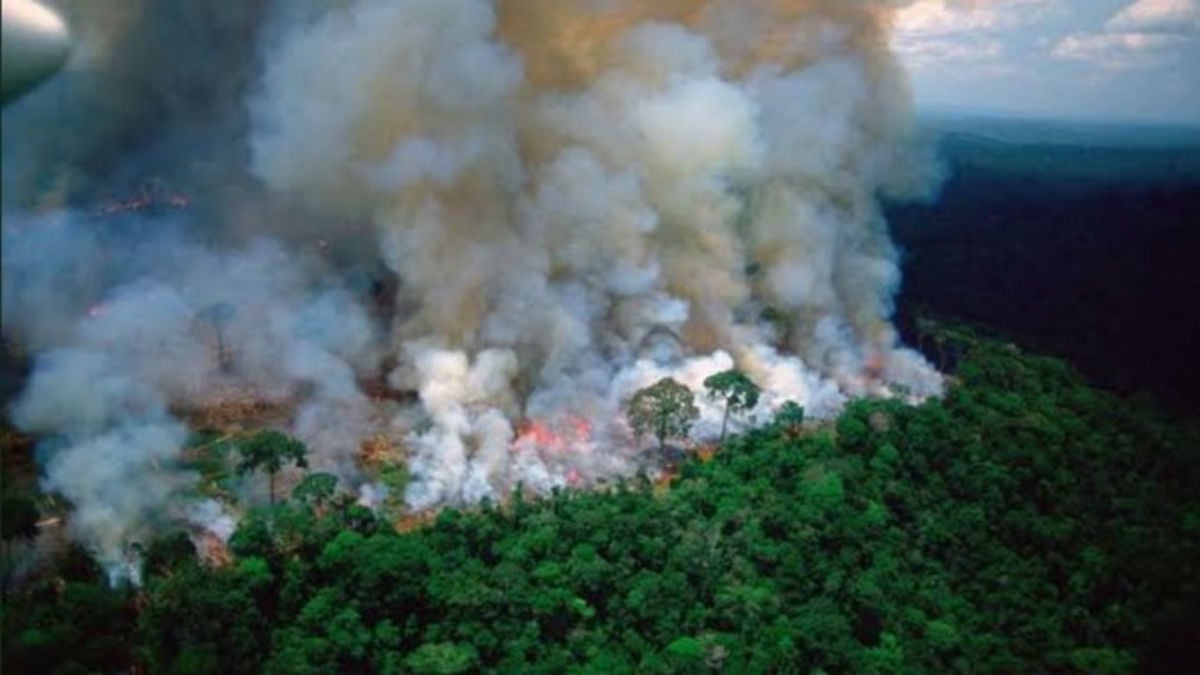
{"left": 2, "top": 0, "right": 942, "bottom": 579}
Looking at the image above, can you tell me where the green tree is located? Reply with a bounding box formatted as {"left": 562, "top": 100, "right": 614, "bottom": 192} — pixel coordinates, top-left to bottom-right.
{"left": 142, "top": 531, "right": 197, "bottom": 577}
{"left": 627, "top": 377, "right": 699, "bottom": 452}
{"left": 1, "top": 489, "right": 39, "bottom": 544}
{"left": 236, "top": 431, "right": 309, "bottom": 505}
{"left": 1, "top": 482, "right": 40, "bottom": 592}
{"left": 404, "top": 642, "right": 478, "bottom": 675}
{"left": 665, "top": 636, "right": 707, "bottom": 670}
{"left": 292, "top": 473, "right": 338, "bottom": 511}
{"left": 774, "top": 401, "right": 805, "bottom": 438}
{"left": 703, "top": 369, "right": 761, "bottom": 443}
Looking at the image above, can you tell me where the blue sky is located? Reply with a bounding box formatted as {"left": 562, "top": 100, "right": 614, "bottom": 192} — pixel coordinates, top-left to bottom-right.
{"left": 893, "top": 0, "right": 1200, "bottom": 124}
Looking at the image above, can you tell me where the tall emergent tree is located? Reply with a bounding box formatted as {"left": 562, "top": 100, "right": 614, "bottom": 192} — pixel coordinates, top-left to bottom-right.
{"left": 198, "top": 302, "right": 236, "bottom": 372}
{"left": 775, "top": 400, "right": 806, "bottom": 439}
{"left": 703, "top": 369, "right": 761, "bottom": 443}
{"left": 628, "top": 377, "right": 699, "bottom": 452}
{"left": 236, "top": 430, "right": 309, "bottom": 505}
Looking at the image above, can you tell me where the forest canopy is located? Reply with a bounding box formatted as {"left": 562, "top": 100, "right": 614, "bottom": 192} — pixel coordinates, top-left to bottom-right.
{"left": 2, "top": 327, "right": 1197, "bottom": 675}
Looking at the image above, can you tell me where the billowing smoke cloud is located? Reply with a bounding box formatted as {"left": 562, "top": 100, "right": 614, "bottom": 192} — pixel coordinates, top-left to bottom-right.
{"left": 4, "top": 213, "right": 380, "bottom": 574}
{"left": 2, "top": 0, "right": 941, "bottom": 579}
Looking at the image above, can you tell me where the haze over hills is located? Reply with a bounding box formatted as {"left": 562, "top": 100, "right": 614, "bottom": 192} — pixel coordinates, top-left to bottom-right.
{"left": 918, "top": 114, "right": 1200, "bottom": 181}
{"left": 920, "top": 108, "right": 1200, "bottom": 145}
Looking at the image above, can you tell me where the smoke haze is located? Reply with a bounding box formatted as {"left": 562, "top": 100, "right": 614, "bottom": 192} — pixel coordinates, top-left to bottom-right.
{"left": 2, "top": 0, "right": 942, "bottom": 579}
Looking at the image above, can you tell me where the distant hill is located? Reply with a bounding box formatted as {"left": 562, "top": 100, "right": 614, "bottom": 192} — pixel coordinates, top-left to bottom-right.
{"left": 891, "top": 116, "right": 1200, "bottom": 414}
{"left": 918, "top": 114, "right": 1200, "bottom": 184}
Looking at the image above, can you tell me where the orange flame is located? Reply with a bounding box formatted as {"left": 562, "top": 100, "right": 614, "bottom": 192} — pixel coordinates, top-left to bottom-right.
{"left": 92, "top": 183, "right": 191, "bottom": 218}
{"left": 568, "top": 416, "right": 592, "bottom": 440}
{"left": 514, "top": 415, "right": 594, "bottom": 453}
{"left": 515, "top": 419, "right": 565, "bottom": 450}
{"left": 865, "top": 350, "right": 885, "bottom": 378}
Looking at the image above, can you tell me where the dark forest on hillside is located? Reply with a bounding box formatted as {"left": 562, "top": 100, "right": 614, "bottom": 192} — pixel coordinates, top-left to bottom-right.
{"left": 891, "top": 121, "right": 1200, "bottom": 414}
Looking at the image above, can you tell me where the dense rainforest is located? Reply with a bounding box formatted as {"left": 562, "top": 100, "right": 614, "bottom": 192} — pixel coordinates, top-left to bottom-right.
{"left": 3, "top": 323, "right": 1197, "bottom": 675}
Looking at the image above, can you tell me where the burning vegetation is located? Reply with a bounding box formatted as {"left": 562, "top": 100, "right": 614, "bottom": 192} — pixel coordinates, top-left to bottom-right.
{"left": 3, "top": 0, "right": 944, "bottom": 582}
{"left": 89, "top": 181, "right": 190, "bottom": 219}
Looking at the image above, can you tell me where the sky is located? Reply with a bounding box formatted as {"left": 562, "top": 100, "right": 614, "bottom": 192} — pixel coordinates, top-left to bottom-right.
{"left": 892, "top": 0, "right": 1200, "bottom": 125}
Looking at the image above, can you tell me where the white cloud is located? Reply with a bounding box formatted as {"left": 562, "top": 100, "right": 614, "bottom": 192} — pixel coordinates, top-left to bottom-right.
{"left": 1106, "top": 0, "right": 1200, "bottom": 34}
{"left": 894, "top": 0, "right": 1200, "bottom": 122}
{"left": 898, "top": 35, "right": 1004, "bottom": 67}
{"left": 1053, "top": 0, "right": 1198, "bottom": 70}
{"left": 893, "top": 0, "right": 1051, "bottom": 67}
{"left": 1053, "top": 31, "right": 1185, "bottom": 69}
{"left": 896, "top": 0, "right": 1051, "bottom": 36}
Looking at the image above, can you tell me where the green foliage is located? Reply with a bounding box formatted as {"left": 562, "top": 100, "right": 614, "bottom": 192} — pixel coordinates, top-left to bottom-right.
{"left": 2, "top": 579, "right": 136, "bottom": 675}
{"left": 3, "top": 333, "right": 1199, "bottom": 675}
{"left": 628, "top": 377, "right": 700, "bottom": 451}
{"left": 665, "top": 636, "right": 706, "bottom": 667}
{"left": 772, "top": 400, "right": 805, "bottom": 437}
{"left": 236, "top": 430, "right": 309, "bottom": 477}
{"left": 1, "top": 485, "right": 39, "bottom": 542}
{"left": 235, "top": 430, "right": 309, "bottom": 505}
{"left": 404, "top": 642, "right": 478, "bottom": 675}
{"left": 376, "top": 461, "right": 411, "bottom": 519}
{"left": 180, "top": 431, "right": 237, "bottom": 497}
{"left": 142, "top": 530, "right": 197, "bottom": 576}
{"left": 704, "top": 369, "right": 761, "bottom": 442}
{"left": 1068, "top": 647, "right": 1135, "bottom": 675}
{"left": 292, "top": 472, "right": 339, "bottom": 509}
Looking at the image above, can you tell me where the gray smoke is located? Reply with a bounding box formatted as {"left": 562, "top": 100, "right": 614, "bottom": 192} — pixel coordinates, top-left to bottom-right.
{"left": 2, "top": 0, "right": 943, "bottom": 580}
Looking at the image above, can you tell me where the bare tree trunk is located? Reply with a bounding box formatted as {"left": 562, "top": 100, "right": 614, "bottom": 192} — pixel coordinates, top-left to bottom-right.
{"left": 719, "top": 403, "right": 730, "bottom": 444}
{"left": 215, "top": 325, "right": 228, "bottom": 372}
{"left": 268, "top": 471, "right": 275, "bottom": 506}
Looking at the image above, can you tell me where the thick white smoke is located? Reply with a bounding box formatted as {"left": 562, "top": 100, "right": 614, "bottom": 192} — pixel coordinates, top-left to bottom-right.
{"left": 3, "top": 214, "right": 381, "bottom": 574}
{"left": 2, "top": 0, "right": 941, "bottom": 579}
